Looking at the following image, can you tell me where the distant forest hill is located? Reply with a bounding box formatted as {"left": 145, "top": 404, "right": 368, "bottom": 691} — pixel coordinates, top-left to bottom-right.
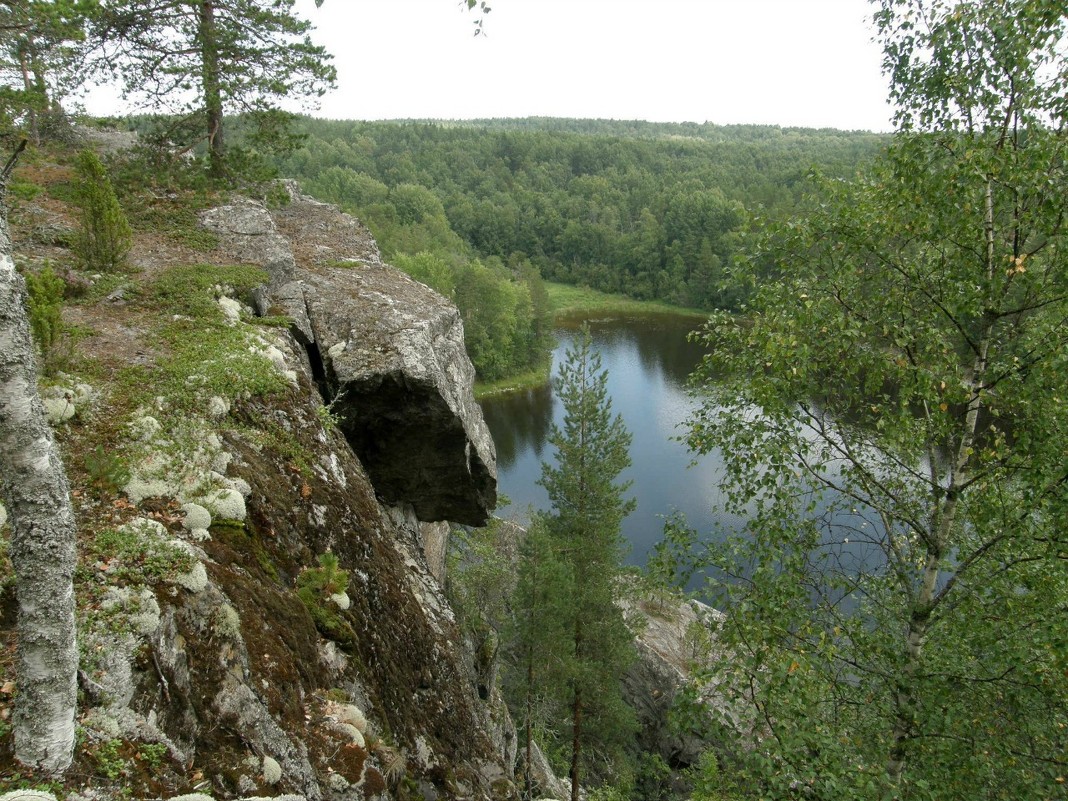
{"left": 380, "top": 116, "right": 887, "bottom": 142}
{"left": 276, "top": 117, "right": 887, "bottom": 311}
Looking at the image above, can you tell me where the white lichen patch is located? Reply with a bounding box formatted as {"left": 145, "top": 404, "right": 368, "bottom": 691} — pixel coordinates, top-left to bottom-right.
{"left": 121, "top": 517, "right": 167, "bottom": 540}
{"left": 327, "top": 772, "right": 351, "bottom": 792}
{"left": 335, "top": 703, "right": 368, "bottom": 733}
{"left": 0, "top": 791, "right": 60, "bottom": 801}
{"left": 200, "top": 487, "right": 246, "bottom": 522}
{"left": 261, "top": 755, "right": 283, "bottom": 785}
{"left": 43, "top": 396, "right": 76, "bottom": 424}
{"left": 332, "top": 721, "right": 365, "bottom": 749}
{"left": 326, "top": 452, "right": 347, "bottom": 487}
{"left": 181, "top": 502, "right": 212, "bottom": 532}
{"left": 128, "top": 413, "right": 163, "bottom": 442}
{"left": 173, "top": 561, "right": 208, "bottom": 593}
{"left": 207, "top": 395, "right": 231, "bottom": 419}
{"left": 99, "top": 586, "right": 162, "bottom": 636}
{"left": 41, "top": 379, "right": 94, "bottom": 426}
{"left": 218, "top": 295, "right": 243, "bottom": 324}
{"left": 213, "top": 604, "right": 243, "bottom": 640}
{"left": 80, "top": 708, "right": 122, "bottom": 738}
{"left": 0, "top": 501, "right": 6, "bottom": 528}
{"left": 230, "top": 477, "right": 252, "bottom": 498}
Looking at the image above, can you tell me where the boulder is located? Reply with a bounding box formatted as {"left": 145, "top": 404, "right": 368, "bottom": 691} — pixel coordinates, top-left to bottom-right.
{"left": 200, "top": 199, "right": 296, "bottom": 287}
{"left": 295, "top": 265, "right": 497, "bottom": 526}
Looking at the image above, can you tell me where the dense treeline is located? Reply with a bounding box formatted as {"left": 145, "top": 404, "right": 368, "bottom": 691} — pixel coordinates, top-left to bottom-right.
{"left": 277, "top": 118, "right": 886, "bottom": 310}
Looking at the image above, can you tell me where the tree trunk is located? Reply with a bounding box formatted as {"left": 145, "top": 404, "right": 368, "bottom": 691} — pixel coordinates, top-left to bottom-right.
{"left": 0, "top": 187, "right": 78, "bottom": 775}
{"left": 887, "top": 175, "right": 997, "bottom": 788}
{"left": 569, "top": 686, "right": 582, "bottom": 801}
{"left": 199, "top": 0, "right": 225, "bottom": 179}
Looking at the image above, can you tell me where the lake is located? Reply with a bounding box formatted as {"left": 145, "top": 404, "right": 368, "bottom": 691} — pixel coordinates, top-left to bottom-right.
{"left": 479, "top": 312, "right": 746, "bottom": 567}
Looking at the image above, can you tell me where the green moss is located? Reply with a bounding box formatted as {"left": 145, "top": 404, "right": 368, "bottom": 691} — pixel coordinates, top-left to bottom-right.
{"left": 8, "top": 179, "right": 42, "bottom": 201}
{"left": 252, "top": 314, "right": 294, "bottom": 328}
{"left": 150, "top": 263, "right": 269, "bottom": 318}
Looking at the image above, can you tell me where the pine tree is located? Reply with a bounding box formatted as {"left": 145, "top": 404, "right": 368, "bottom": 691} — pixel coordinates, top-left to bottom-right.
{"left": 72, "top": 149, "right": 130, "bottom": 272}
{"left": 504, "top": 516, "right": 573, "bottom": 800}
{"left": 92, "top": 0, "right": 335, "bottom": 180}
{"left": 537, "top": 325, "right": 638, "bottom": 800}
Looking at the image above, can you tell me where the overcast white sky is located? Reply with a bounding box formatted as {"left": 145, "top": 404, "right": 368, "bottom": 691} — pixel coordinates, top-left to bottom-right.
{"left": 289, "top": 0, "right": 894, "bottom": 132}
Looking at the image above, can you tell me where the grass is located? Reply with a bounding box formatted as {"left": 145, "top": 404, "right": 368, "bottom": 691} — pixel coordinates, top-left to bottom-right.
{"left": 546, "top": 282, "right": 708, "bottom": 319}
{"left": 474, "top": 282, "right": 708, "bottom": 396}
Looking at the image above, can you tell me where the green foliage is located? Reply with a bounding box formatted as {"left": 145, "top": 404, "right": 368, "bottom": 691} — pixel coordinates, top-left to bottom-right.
{"left": 72, "top": 148, "right": 132, "bottom": 272}
{"left": 93, "top": 738, "right": 129, "bottom": 780}
{"left": 136, "top": 742, "right": 168, "bottom": 768}
{"left": 518, "top": 327, "right": 638, "bottom": 795}
{"left": 86, "top": 526, "right": 194, "bottom": 585}
{"left": 684, "top": 751, "right": 744, "bottom": 801}
{"left": 643, "top": 512, "right": 700, "bottom": 614}
{"left": 0, "top": 0, "right": 93, "bottom": 142}
{"left": 277, "top": 117, "right": 884, "bottom": 310}
{"left": 22, "top": 263, "right": 65, "bottom": 357}
{"left": 296, "top": 552, "right": 356, "bottom": 647}
{"left": 83, "top": 444, "right": 131, "bottom": 496}
{"left": 685, "top": 2, "right": 1068, "bottom": 799}
{"left": 92, "top": 1, "right": 336, "bottom": 181}
{"left": 447, "top": 517, "right": 518, "bottom": 638}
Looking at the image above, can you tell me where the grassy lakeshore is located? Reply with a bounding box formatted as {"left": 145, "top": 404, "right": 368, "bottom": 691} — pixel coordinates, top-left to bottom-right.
{"left": 474, "top": 283, "right": 709, "bottom": 398}
{"left": 546, "top": 282, "right": 708, "bottom": 319}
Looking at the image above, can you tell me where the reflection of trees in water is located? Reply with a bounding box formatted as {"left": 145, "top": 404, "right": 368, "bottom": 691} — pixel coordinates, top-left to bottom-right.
{"left": 561, "top": 314, "right": 707, "bottom": 391}
{"left": 479, "top": 383, "right": 553, "bottom": 470}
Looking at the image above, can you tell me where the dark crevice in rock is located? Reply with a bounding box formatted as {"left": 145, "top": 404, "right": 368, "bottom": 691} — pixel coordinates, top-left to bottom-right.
{"left": 305, "top": 339, "right": 330, "bottom": 406}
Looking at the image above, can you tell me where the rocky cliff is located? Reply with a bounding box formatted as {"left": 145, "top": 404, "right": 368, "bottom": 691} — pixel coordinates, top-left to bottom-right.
{"left": 0, "top": 180, "right": 513, "bottom": 800}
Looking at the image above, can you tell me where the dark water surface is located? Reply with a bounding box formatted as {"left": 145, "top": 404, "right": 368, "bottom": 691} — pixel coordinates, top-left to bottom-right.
{"left": 479, "top": 313, "right": 745, "bottom": 567}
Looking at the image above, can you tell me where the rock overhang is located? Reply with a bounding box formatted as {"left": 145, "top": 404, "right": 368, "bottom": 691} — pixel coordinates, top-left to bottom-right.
{"left": 290, "top": 266, "right": 497, "bottom": 526}
{"left": 201, "top": 198, "right": 498, "bottom": 527}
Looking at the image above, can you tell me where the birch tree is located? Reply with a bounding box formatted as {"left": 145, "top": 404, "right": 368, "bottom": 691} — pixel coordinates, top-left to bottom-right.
{"left": 687, "top": 2, "right": 1068, "bottom": 798}
{"left": 0, "top": 154, "right": 78, "bottom": 775}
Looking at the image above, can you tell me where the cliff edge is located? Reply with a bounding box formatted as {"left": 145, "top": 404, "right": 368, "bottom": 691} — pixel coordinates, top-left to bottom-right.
{"left": 0, "top": 175, "right": 511, "bottom": 801}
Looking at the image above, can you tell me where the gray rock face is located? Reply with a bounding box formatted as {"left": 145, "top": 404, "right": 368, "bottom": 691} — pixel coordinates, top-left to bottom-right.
{"left": 203, "top": 191, "right": 497, "bottom": 527}
{"left": 621, "top": 595, "right": 727, "bottom": 768}
{"left": 200, "top": 199, "right": 296, "bottom": 287}
{"left": 283, "top": 265, "right": 497, "bottom": 526}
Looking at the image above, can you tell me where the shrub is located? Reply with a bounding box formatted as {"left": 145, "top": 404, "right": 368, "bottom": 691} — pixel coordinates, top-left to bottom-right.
{"left": 72, "top": 149, "right": 132, "bottom": 272}
{"left": 23, "top": 264, "right": 64, "bottom": 356}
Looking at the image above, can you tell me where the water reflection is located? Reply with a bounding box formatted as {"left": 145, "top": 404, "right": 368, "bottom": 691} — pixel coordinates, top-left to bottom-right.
{"left": 479, "top": 312, "right": 741, "bottom": 567}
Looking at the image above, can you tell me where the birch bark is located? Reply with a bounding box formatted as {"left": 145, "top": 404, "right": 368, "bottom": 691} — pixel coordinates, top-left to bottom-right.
{"left": 0, "top": 191, "right": 78, "bottom": 775}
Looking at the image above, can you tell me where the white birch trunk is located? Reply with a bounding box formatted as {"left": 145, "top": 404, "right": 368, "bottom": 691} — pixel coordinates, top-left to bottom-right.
{"left": 0, "top": 199, "right": 78, "bottom": 774}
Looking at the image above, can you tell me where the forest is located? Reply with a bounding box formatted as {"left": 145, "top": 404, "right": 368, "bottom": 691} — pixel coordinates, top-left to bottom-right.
{"left": 269, "top": 118, "right": 884, "bottom": 380}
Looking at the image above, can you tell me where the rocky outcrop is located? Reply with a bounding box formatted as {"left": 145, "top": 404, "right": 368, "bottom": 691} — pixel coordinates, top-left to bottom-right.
{"left": 200, "top": 194, "right": 497, "bottom": 527}
{"left": 35, "top": 190, "right": 512, "bottom": 800}
{"left": 621, "top": 594, "right": 727, "bottom": 769}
